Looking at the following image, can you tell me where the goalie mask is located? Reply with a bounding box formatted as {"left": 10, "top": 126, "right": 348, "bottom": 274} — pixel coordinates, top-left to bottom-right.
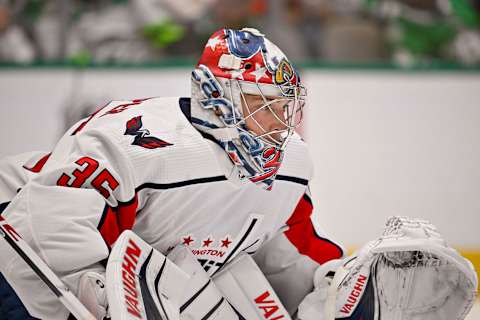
{"left": 191, "top": 28, "right": 306, "bottom": 189}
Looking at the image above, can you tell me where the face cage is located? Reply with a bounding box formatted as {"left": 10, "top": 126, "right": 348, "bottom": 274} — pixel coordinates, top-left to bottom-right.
{"left": 228, "top": 79, "right": 306, "bottom": 150}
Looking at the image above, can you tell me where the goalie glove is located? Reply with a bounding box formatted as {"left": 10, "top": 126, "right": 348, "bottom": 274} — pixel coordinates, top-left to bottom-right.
{"left": 298, "top": 216, "right": 478, "bottom": 320}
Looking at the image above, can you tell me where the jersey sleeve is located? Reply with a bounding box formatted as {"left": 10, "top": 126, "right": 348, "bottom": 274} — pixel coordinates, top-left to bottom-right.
{"left": 0, "top": 115, "right": 139, "bottom": 319}
{"left": 0, "top": 151, "right": 52, "bottom": 319}
{"left": 252, "top": 134, "right": 345, "bottom": 313}
{"left": 254, "top": 190, "right": 345, "bottom": 314}
{"left": 0, "top": 151, "right": 49, "bottom": 206}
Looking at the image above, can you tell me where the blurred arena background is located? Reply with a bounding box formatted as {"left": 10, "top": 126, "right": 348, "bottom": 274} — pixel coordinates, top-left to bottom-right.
{"left": 0, "top": 0, "right": 479, "bottom": 316}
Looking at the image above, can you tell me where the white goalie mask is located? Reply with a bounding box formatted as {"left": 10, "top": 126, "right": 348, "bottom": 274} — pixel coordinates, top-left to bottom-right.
{"left": 190, "top": 28, "right": 306, "bottom": 189}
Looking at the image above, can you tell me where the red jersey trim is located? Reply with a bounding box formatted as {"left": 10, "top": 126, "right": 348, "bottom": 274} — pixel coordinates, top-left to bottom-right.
{"left": 284, "top": 193, "right": 343, "bottom": 264}
{"left": 98, "top": 194, "right": 139, "bottom": 247}
{"left": 23, "top": 153, "right": 51, "bottom": 173}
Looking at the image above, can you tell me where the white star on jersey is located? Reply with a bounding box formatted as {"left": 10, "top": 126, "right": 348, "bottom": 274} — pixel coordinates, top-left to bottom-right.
{"left": 251, "top": 63, "right": 268, "bottom": 82}
{"left": 206, "top": 36, "right": 222, "bottom": 51}
{"left": 228, "top": 69, "right": 244, "bottom": 80}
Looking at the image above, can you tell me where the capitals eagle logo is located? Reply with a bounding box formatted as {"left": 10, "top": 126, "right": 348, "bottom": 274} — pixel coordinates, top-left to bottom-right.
{"left": 124, "top": 116, "right": 173, "bottom": 149}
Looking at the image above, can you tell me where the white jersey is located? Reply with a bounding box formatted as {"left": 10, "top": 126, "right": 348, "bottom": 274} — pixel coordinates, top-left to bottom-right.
{"left": 0, "top": 97, "right": 344, "bottom": 319}
{"left": 0, "top": 151, "right": 49, "bottom": 205}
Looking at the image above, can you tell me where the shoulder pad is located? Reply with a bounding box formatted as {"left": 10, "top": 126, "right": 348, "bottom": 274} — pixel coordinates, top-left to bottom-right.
{"left": 278, "top": 133, "right": 313, "bottom": 182}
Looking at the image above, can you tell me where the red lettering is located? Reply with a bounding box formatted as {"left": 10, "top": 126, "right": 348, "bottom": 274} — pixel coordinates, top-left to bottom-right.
{"left": 254, "top": 291, "right": 287, "bottom": 319}
{"left": 122, "top": 255, "right": 137, "bottom": 276}
{"left": 121, "top": 239, "right": 143, "bottom": 318}
{"left": 357, "top": 274, "right": 367, "bottom": 284}
{"left": 71, "top": 98, "right": 151, "bottom": 135}
{"left": 71, "top": 104, "right": 108, "bottom": 135}
{"left": 250, "top": 148, "right": 281, "bottom": 184}
{"left": 3, "top": 225, "right": 18, "bottom": 241}
{"left": 57, "top": 157, "right": 98, "bottom": 188}
{"left": 255, "top": 291, "right": 275, "bottom": 304}
{"left": 0, "top": 217, "right": 21, "bottom": 241}
{"left": 125, "top": 295, "right": 142, "bottom": 318}
{"left": 190, "top": 248, "right": 226, "bottom": 257}
{"left": 122, "top": 270, "right": 137, "bottom": 296}
{"left": 341, "top": 304, "right": 353, "bottom": 314}
{"left": 259, "top": 305, "right": 280, "bottom": 319}
{"left": 91, "top": 169, "right": 119, "bottom": 199}
{"left": 354, "top": 283, "right": 363, "bottom": 291}
{"left": 208, "top": 249, "right": 219, "bottom": 256}
{"left": 340, "top": 274, "right": 368, "bottom": 314}
{"left": 57, "top": 156, "right": 119, "bottom": 199}
{"left": 126, "top": 239, "right": 141, "bottom": 264}
{"left": 101, "top": 98, "right": 150, "bottom": 117}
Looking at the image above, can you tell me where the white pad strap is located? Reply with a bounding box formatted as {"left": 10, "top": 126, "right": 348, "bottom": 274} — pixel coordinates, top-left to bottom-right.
{"left": 213, "top": 253, "right": 292, "bottom": 320}
{"left": 167, "top": 245, "right": 240, "bottom": 319}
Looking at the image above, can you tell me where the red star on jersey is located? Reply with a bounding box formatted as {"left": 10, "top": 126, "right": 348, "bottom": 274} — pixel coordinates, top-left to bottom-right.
{"left": 203, "top": 238, "right": 213, "bottom": 247}
{"left": 182, "top": 236, "right": 194, "bottom": 246}
{"left": 221, "top": 237, "right": 232, "bottom": 248}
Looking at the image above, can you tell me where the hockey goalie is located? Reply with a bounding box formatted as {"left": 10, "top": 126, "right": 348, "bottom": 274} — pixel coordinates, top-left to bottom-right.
{"left": 0, "top": 28, "right": 477, "bottom": 320}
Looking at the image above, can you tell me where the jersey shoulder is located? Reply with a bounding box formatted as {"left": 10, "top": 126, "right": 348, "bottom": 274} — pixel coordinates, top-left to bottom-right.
{"left": 0, "top": 151, "right": 48, "bottom": 203}
{"left": 69, "top": 97, "right": 190, "bottom": 136}
{"left": 278, "top": 133, "right": 313, "bottom": 182}
{"left": 65, "top": 97, "right": 224, "bottom": 185}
